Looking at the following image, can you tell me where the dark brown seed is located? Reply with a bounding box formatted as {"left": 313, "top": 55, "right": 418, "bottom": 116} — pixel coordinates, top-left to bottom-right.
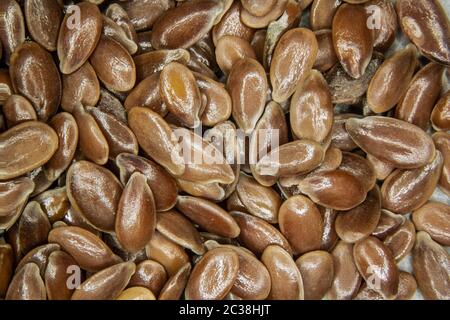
{"left": 412, "top": 231, "right": 450, "bottom": 300}
{"left": 129, "top": 260, "right": 167, "bottom": 296}
{"left": 159, "top": 263, "right": 191, "bottom": 300}
{"left": 0, "top": 243, "right": 14, "bottom": 298}
{"left": 383, "top": 220, "right": 416, "bottom": 261}
{"left": 345, "top": 116, "right": 435, "bottom": 169}
{"left": 66, "top": 161, "right": 123, "bottom": 232}
{"left": 0, "top": 69, "right": 13, "bottom": 105}
{"left": 381, "top": 151, "right": 443, "bottom": 214}
{"left": 431, "top": 91, "right": 450, "bottom": 131}
{"left": 296, "top": 250, "right": 334, "bottom": 300}
{"left": 261, "top": 245, "right": 304, "bottom": 300}
{"left": 48, "top": 226, "right": 122, "bottom": 272}
{"left": 412, "top": 202, "right": 450, "bottom": 246}
{"left": 353, "top": 236, "right": 399, "bottom": 299}
{"left": 10, "top": 42, "right": 61, "bottom": 121}
{"left": 215, "top": 35, "right": 256, "bottom": 75}
{"left": 319, "top": 206, "right": 339, "bottom": 251}
{"left": 397, "top": 0, "right": 450, "bottom": 65}
{"left": 71, "top": 262, "right": 136, "bottom": 300}
{"left": 57, "top": 2, "right": 102, "bottom": 74}
{"left": 433, "top": 132, "right": 450, "bottom": 196}
{"left": 185, "top": 247, "right": 239, "bottom": 300}
{"left": 332, "top": 3, "right": 374, "bottom": 79}
{"left": 44, "top": 250, "right": 79, "bottom": 300}
{"left": 0, "top": 0, "right": 25, "bottom": 65}
{"left": 5, "top": 263, "right": 46, "bottom": 300}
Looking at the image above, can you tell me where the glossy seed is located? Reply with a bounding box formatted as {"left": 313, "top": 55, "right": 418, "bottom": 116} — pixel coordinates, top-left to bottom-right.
{"left": 5, "top": 263, "right": 46, "bottom": 300}
{"left": 364, "top": 0, "right": 398, "bottom": 51}
{"left": 3, "top": 95, "right": 37, "bottom": 127}
{"left": 159, "top": 263, "right": 191, "bottom": 300}
{"left": 431, "top": 91, "right": 450, "bottom": 132}
{"left": 310, "top": 0, "right": 342, "bottom": 30}
{"left": 14, "top": 243, "right": 60, "bottom": 279}
{"left": 412, "top": 202, "right": 450, "bottom": 246}
{"left": 134, "top": 49, "right": 190, "bottom": 82}
{"left": 314, "top": 30, "right": 338, "bottom": 72}
{"left": 433, "top": 132, "right": 450, "bottom": 196}
{"left": 339, "top": 152, "right": 376, "bottom": 192}
{"left": 44, "top": 250, "right": 79, "bottom": 300}
{"left": 372, "top": 209, "right": 406, "bottom": 240}
{"left": 0, "top": 0, "right": 25, "bottom": 65}
{"left": 124, "top": 73, "right": 166, "bottom": 116}
{"left": 121, "top": 0, "right": 174, "bottom": 31}
{"left": 129, "top": 260, "right": 167, "bottom": 296}
{"left": 366, "top": 154, "right": 395, "bottom": 181}
{"left": 215, "top": 35, "right": 256, "bottom": 75}
{"left": 117, "top": 287, "right": 156, "bottom": 300}
{"left": 384, "top": 220, "right": 416, "bottom": 261}
{"left": 0, "top": 243, "right": 14, "bottom": 298}
{"left": 240, "top": 0, "right": 287, "bottom": 29}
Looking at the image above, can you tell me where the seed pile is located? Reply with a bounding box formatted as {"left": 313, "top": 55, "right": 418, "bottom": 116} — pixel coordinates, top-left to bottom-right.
{"left": 0, "top": 0, "right": 449, "bottom": 300}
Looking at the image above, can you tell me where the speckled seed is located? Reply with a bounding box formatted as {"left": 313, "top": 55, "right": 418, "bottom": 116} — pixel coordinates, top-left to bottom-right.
{"left": 232, "top": 211, "right": 291, "bottom": 256}
{"left": 57, "top": 2, "right": 102, "bottom": 74}
{"left": 366, "top": 45, "right": 418, "bottom": 113}
{"left": 151, "top": 0, "right": 224, "bottom": 50}
{"left": 332, "top": 3, "right": 373, "bottom": 79}
{"left": 279, "top": 195, "right": 323, "bottom": 255}
{"left": 345, "top": 116, "right": 435, "bottom": 169}
{"left": 296, "top": 250, "right": 334, "bottom": 300}
{"left": 0, "top": 0, "right": 25, "bottom": 65}
{"left": 128, "top": 107, "right": 185, "bottom": 176}
{"left": 412, "top": 202, "right": 450, "bottom": 246}
{"left": 10, "top": 42, "right": 62, "bottom": 121}
{"left": 432, "top": 132, "right": 450, "bottom": 196}
{"left": 298, "top": 170, "right": 367, "bottom": 211}
{"left": 397, "top": 0, "right": 450, "bottom": 65}
{"left": 412, "top": 231, "right": 450, "bottom": 300}
{"left": 327, "top": 241, "right": 362, "bottom": 300}
{"left": 431, "top": 91, "right": 450, "bottom": 132}
{"left": 372, "top": 209, "right": 406, "bottom": 240}
{"left": 335, "top": 186, "right": 381, "bottom": 243}
{"left": 395, "top": 62, "right": 445, "bottom": 130}
{"left": 185, "top": 247, "right": 239, "bottom": 300}
{"left": 176, "top": 196, "right": 240, "bottom": 239}
{"left": 116, "top": 172, "right": 156, "bottom": 253}
{"left": 261, "top": 245, "right": 303, "bottom": 300}
{"left": 5, "top": 263, "right": 46, "bottom": 300}
{"left": 381, "top": 151, "right": 443, "bottom": 215}
{"left": 353, "top": 236, "right": 399, "bottom": 299}
{"left": 44, "top": 250, "right": 78, "bottom": 300}
{"left": 384, "top": 220, "right": 416, "bottom": 261}
{"left": 66, "top": 161, "right": 122, "bottom": 232}
{"left": 48, "top": 226, "right": 122, "bottom": 272}
{"left": 129, "top": 260, "right": 167, "bottom": 296}
{"left": 71, "top": 262, "right": 136, "bottom": 300}
{"left": 227, "top": 58, "right": 267, "bottom": 134}
{"left": 270, "top": 28, "right": 318, "bottom": 103}
{"left": 0, "top": 121, "right": 58, "bottom": 181}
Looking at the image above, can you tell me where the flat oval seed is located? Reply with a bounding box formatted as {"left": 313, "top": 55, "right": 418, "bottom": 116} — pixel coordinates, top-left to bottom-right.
{"left": 45, "top": 112, "right": 79, "bottom": 181}
{"left": 159, "top": 263, "right": 191, "bottom": 300}
{"left": 215, "top": 35, "right": 256, "bottom": 75}
{"left": 367, "top": 45, "right": 418, "bottom": 113}
{"left": 129, "top": 260, "right": 167, "bottom": 296}
{"left": 372, "top": 209, "right": 406, "bottom": 240}
{"left": 236, "top": 173, "right": 281, "bottom": 223}
{"left": 332, "top": 3, "right": 373, "bottom": 79}
{"left": 412, "top": 202, "right": 450, "bottom": 246}
{"left": 395, "top": 271, "right": 417, "bottom": 300}
{"left": 160, "top": 62, "right": 202, "bottom": 128}
{"left": 241, "top": 0, "right": 276, "bottom": 17}
{"left": 48, "top": 226, "right": 122, "bottom": 272}
{"left": 335, "top": 186, "right": 381, "bottom": 243}
{"left": 0, "top": 0, "right": 25, "bottom": 65}
{"left": 412, "top": 231, "right": 450, "bottom": 300}
{"left": 124, "top": 73, "right": 166, "bottom": 116}
{"left": 3, "top": 95, "right": 37, "bottom": 127}
{"left": 10, "top": 42, "right": 61, "bottom": 121}
{"left": 339, "top": 152, "right": 376, "bottom": 192}
{"left": 381, "top": 151, "right": 443, "bottom": 214}
{"left": 353, "top": 236, "right": 399, "bottom": 299}
{"left": 290, "top": 70, "right": 333, "bottom": 143}
{"left": 433, "top": 132, "right": 450, "bottom": 195}
{"left": 431, "top": 91, "right": 450, "bottom": 131}
{"left": 72, "top": 262, "right": 136, "bottom": 300}
{"left": 66, "top": 161, "right": 122, "bottom": 232}
{"left": 310, "top": 0, "right": 341, "bottom": 30}
{"left": 397, "top": 0, "right": 450, "bottom": 65}
{"left": 117, "top": 287, "right": 156, "bottom": 300}
{"left": 0, "top": 121, "right": 58, "bottom": 181}
{"left": 176, "top": 196, "right": 240, "bottom": 239}
{"left": 14, "top": 243, "right": 60, "bottom": 279}
{"left": 270, "top": 28, "right": 318, "bottom": 103}
{"left": 90, "top": 36, "right": 136, "bottom": 92}
{"left": 345, "top": 116, "right": 435, "bottom": 169}
{"left": 61, "top": 62, "right": 100, "bottom": 113}
{"left": 319, "top": 206, "right": 339, "bottom": 251}
{"left": 145, "top": 231, "right": 189, "bottom": 276}
{"left": 227, "top": 58, "right": 267, "bottom": 134}
{"left": 232, "top": 211, "right": 292, "bottom": 256}
{"left": 134, "top": 49, "right": 190, "bottom": 82}
{"left": 298, "top": 170, "right": 366, "bottom": 211}
{"left": 384, "top": 220, "right": 416, "bottom": 261}
{"left": 279, "top": 195, "right": 323, "bottom": 255}
{"left": 116, "top": 153, "right": 178, "bottom": 212}
{"left": 262, "top": 245, "right": 303, "bottom": 300}
{"left": 0, "top": 177, "right": 34, "bottom": 218}
{"left": 327, "top": 241, "right": 361, "bottom": 300}
{"left": 121, "top": 0, "right": 174, "bottom": 31}
{"left": 185, "top": 247, "right": 239, "bottom": 300}
{"left": 255, "top": 140, "right": 325, "bottom": 178}
{"left": 395, "top": 62, "right": 445, "bottom": 130}
{"left": 24, "top": 0, "right": 62, "bottom": 51}
{"left": 5, "top": 263, "right": 46, "bottom": 300}
{"left": 72, "top": 104, "right": 109, "bottom": 165}
{"left": 156, "top": 210, "right": 204, "bottom": 255}
{"left": 240, "top": 0, "right": 287, "bottom": 29}
{"left": 116, "top": 172, "right": 156, "bottom": 253}
{"left": 44, "top": 250, "right": 78, "bottom": 300}
{"left": 296, "top": 250, "right": 334, "bottom": 300}
{"left": 128, "top": 107, "right": 185, "bottom": 176}
{"left": 0, "top": 243, "right": 14, "bottom": 298}
{"left": 57, "top": 2, "right": 102, "bottom": 74}
{"left": 364, "top": 0, "right": 398, "bottom": 51}
{"left": 151, "top": 0, "right": 223, "bottom": 50}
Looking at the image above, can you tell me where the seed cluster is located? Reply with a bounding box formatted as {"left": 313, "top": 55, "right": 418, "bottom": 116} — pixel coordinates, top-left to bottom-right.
{"left": 0, "top": 0, "right": 449, "bottom": 301}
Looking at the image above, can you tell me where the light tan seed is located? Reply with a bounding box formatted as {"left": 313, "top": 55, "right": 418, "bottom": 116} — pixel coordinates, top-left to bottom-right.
{"left": 240, "top": 0, "right": 287, "bottom": 29}
{"left": 215, "top": 36, "right": 256, "bottom": 75}
{"left": 116, "top": 287, "right": 156, "bottom": 300}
